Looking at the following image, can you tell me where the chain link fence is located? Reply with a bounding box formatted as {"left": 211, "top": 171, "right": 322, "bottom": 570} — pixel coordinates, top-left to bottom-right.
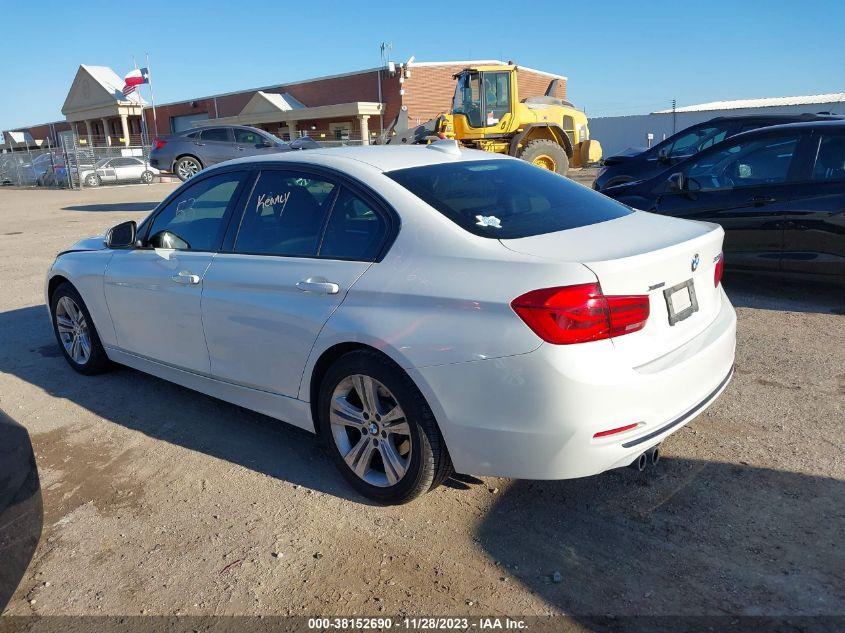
{"left": 1, "top": 130, "right": 157, "bottom": 190}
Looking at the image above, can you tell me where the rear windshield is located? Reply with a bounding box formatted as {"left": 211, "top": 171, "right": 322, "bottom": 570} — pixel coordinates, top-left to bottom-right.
{"left": 387, "top": 159, "right": 631, "bottom": 239}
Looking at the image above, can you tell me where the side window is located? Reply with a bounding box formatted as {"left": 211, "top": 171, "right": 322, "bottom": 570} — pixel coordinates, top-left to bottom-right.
{"left": 483, "top": 72, "right": 510, "bottom": 125}
{"left": 147, "top": 172, "right": 244, "bottom": 250}
{"left": 234, "top": 171, "right": 336, "bottom": 257}
{"left": 811, "top": 135, "right": 845, "bottom": 181}
{"left": 320, "top": 188, "right": 387, "bottom": 261}
{"left": 186, "top": 131, "right": 200, "bottom": 139}
{"left": 200, "top": 128, "right": 231, "bottom": 143}
{"left": 667, "top": 125, "right": 727, "bottom": 157}
{"left": 235, "top": 129, "right": 264, "bottom": 145}
{"left": 686, "top": 134, "right": 801, "bottom": 191}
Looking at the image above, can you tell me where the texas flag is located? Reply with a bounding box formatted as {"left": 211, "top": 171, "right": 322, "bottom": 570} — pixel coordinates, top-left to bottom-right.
{"left": 122, "top": 67, "right": 149, "bottom": 96}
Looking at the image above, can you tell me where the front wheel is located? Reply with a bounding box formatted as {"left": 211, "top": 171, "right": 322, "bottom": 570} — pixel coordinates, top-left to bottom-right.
{"left": 50, "top": 282, "right": 111, "bottom": 375}
{"left": 318, "top": 350, "right": 452, "bottom": 504}
{"left": 518, "top": 139, "right": 570, "bottom": 175}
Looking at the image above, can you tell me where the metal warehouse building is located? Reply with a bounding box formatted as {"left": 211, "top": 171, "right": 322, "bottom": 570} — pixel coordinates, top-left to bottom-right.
{"left": 3, "top": 60, "right": 568, "bottom": 149}
{"left": 590, "top": 93, "right": 845, "bottom": 156}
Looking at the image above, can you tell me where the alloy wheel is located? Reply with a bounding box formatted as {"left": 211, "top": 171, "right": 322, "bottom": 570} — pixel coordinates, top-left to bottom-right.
{"left": 329, "top": 374, "right": 412, "bottom": 487}
{"left": 55, "top": 296, "right": 91, "bottom": 365}
{"left": 177, "top": 159, "right": 200, "bottom": 179}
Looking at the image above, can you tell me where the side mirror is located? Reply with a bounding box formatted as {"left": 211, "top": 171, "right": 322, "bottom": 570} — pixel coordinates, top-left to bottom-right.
{"left": 667, "top": 172, "right": 686, "bottom": 192}
{"left": 106, "top": 220, "right": 136, "bottom": 248}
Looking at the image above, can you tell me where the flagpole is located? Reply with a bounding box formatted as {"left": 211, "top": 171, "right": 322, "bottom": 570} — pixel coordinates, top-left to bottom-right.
{"left": 145, "top": 52, "right": 159, "bottom": 138}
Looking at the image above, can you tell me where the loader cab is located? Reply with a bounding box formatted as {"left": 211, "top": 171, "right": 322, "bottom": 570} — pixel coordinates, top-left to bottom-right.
{"left": 451, "top": 67, "right": 516, "bottom": 134}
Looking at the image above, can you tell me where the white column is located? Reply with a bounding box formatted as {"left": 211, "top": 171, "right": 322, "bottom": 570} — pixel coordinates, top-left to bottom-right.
{"left": 101, "top": 118, "right": 111, "bottom": 146}
{"left": 358, "top": 115, "right": 370, "bottom": 145}
{"left": 286, "top": 120, "right": 297, "bottom": 141}
{"left": 84, "top": 120, "right": 93, "bottom": 145}
{"left": 120, "top": 114, "right": 131, "bottom": 147}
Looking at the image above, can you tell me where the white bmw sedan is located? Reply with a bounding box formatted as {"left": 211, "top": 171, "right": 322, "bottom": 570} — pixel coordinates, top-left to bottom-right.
{"left": 46, "top": 143, "right": 736, "bottom": 504}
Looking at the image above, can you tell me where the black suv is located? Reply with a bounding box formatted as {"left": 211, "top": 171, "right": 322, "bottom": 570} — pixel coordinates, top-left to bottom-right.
{"left": 602, "top": 120, "right": 845, "bottom": 283}
{"left": 594, "top": 113, "right": 842, "bottom": 191}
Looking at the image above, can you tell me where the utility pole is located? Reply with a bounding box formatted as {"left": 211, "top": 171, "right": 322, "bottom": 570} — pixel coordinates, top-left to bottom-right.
{"left": 672, "top": 99, "right": 677, "bottom": 134}
{"left": 378, "top": 41, "right": 392, "bottom": 134}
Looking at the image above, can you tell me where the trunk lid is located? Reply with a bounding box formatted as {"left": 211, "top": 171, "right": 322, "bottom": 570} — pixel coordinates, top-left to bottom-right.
{"left": 500, "top": 211, "right": 724, "bottom": 366}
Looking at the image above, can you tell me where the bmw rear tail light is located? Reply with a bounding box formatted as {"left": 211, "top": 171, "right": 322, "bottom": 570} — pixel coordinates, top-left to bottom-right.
{"left": 511, "top": 283, "right": 650, "bottom": 345}
{"left": 152, "top": 138, "right": 167, "bottom": 150}
{"left": 714, "top": 252, "right": 724, "bottom": 287}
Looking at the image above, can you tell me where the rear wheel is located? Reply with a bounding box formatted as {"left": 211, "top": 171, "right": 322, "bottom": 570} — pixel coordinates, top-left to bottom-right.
{"left": 50, "top": 282, "right": 111, "bottom": 375}
{"left": 519, "top": 139, "right": 570, "bottom": 175}
{"left": 174, "top": 156, "right": 202, "bottom": 181}
{"left": 140, "top": 170, "right": 154, "bottom": 184}
{"left": 318, "top": 350, "right": 451, "bottom": 504}
{"left": 85, "top": 173, "right": 101, "bottom": 187}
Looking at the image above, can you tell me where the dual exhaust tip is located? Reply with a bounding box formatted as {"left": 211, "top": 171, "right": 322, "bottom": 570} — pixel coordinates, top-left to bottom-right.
{"left": 629, "top": 445, "right": 660, "bottom": 472}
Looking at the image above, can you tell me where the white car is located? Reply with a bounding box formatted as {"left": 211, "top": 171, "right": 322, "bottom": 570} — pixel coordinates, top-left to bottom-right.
{"left": 79, "top": 157, "right": 159, "bottom": 187}
{"left": 46, "top": 143, "right": 736, "bottom": 504}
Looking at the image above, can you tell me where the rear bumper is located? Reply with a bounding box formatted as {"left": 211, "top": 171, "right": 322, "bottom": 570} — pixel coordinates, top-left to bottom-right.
{"left": 410, "top": 289, "right": 737, "bottom": 479}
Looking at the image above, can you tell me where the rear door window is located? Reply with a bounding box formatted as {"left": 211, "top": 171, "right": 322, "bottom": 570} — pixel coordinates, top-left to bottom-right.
{"left": 387, "top": 159, "right": 631, "bottom": 239}
{"left": 811, "top": 134, "right": 845, "bottom": 181}
{"left": 200, "top": 128, "right": 232, "bottom": 143}
{"left": 234, "top": 171, "right": 337, "bottom": 257}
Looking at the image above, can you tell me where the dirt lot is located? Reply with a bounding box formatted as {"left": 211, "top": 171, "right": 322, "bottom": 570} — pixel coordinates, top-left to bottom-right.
{"left": 0, "top": 176, "right": 843, "bottom": 624}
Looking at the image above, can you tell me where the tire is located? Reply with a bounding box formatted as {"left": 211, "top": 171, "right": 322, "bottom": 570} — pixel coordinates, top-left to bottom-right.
{"left": 140, "top": 170, "right": 154, "bottom": 184}
{"left": 317, "top": 350, "right": 452, "bottom": 504}
{"left": 50, "top": 282, "right": 111, "bottom": 375}
{"left": 85, "top": 173, "right": 101, "bottom": 187}
{"left": 518, "top": 139, "right": 570, "bottom": 175}
{"left": 174, "top": 156, "right": 202, "bottom": 181}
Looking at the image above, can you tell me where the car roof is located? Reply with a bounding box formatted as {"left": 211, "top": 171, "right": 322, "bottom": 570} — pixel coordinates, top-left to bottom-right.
{"left": 732, "top": 119, "right": 845, "bottom": 134}
{"left": 211, "top": 143, "right": 512, "bottom": 174}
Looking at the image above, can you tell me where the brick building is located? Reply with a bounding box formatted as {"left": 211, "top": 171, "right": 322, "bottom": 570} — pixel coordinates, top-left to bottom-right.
{"left": 145, "top": 59, "right": 567, "bottom": 145}
{"left": 3, "top": 60, "right": 567, "bottom": 149}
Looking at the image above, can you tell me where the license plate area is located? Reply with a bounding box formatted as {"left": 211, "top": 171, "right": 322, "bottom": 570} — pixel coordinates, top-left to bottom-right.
{"left": 663, "top": 279, "right": 698, "bottom": 326}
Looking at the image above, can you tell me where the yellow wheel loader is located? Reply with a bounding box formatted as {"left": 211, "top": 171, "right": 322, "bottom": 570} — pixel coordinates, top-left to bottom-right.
{"left": 382, "top": 64, "right": 601, "bottom": 175}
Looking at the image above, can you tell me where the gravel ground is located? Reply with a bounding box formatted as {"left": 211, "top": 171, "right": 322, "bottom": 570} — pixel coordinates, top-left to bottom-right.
{"left": 0, "top": 177, "right": 843, "bottom": 622}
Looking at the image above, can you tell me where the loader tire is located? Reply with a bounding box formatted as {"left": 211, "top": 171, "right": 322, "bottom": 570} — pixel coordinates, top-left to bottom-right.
{"left": 518, "top": 139, "right": 569, "bottom": 175}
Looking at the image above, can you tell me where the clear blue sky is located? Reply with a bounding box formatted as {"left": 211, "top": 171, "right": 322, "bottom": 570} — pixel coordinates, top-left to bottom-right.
{"left": 2, "top": 0, "right": 843, "bottom": 129}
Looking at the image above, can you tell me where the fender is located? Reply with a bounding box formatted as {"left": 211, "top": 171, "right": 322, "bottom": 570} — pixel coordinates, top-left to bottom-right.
{"left": 508, "top": 123, "right": 573, "bottom": 158}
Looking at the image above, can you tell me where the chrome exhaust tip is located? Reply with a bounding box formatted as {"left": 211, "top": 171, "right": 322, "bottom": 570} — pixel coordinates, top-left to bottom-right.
{"left": 629, "top": 452, "right": 647, "bottom": 472}
{"left": 649, "top": 445, "right": 660, "bottom": 466}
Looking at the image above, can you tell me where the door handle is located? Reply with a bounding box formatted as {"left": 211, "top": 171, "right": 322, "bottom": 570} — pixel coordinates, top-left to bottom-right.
{"left": 296, "top": 278, "right": 340, "bottom": 294}
{"left": 751, "top": 196, "right": 776, "bottom": 206}
{"left": 171, "top": 271, "right": 201, "bottom": 285}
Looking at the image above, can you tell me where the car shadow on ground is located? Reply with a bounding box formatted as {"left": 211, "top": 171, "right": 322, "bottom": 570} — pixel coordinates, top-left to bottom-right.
{"left": 723, "top": 273, "right": 845, "bottom": 315}
{"left": 477, "top": 458, "right": 845, "bottom": 619}
{"left": 61, "top": 202, "right": 160, "bottom": 213}
{"left": 0, "top": 409, "right": 42, "bottom": 613}
{"left": 0, "top": 305, "right": 367, "bottom": 505}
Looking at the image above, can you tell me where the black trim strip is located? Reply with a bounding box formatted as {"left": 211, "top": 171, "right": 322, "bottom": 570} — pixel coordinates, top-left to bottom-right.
{"left": 622, "top": 367, "right": 734, "bottom": 448}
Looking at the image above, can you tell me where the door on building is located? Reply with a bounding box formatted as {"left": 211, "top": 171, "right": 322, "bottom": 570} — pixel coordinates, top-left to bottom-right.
{"left": 171, "top": 113, "right": 209, "bottom": 133}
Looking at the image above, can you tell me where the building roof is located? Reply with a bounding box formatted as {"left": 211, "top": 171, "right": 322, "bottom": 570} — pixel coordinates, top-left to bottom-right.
{"left": 654, "top": 93, "right": 845, "bottom": 113}
{"left": 78, "top": 65, "right": 146, "bottom": 105}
